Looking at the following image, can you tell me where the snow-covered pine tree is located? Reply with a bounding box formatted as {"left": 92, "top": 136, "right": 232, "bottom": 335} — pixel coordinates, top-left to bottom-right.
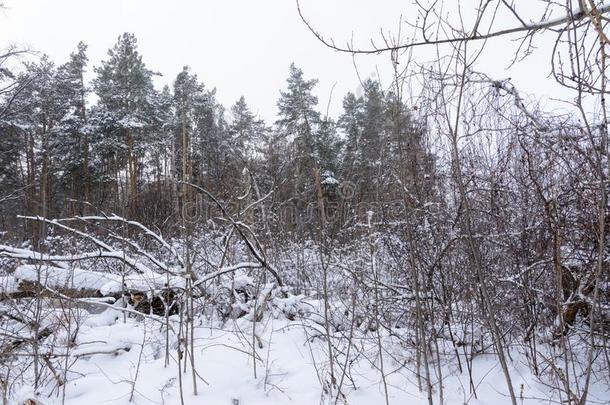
{"left": 338, "top": 91, "right": 364, "bottom": 183}
{"left": 227, "top": 96, "right": 269, "bottom": 224}
{"left": 359, "top": 79, "right": 387, "bottom": 202}
{"left": 93, "top": 33, "right": 158, "bottom": 216}
{"left": 52, "top": 42, "right": 90, "bottom": 213}
{"left": 172, "top": 66, "right": 204, "bottom": 208}
{"left": 276, "top": 63, "right": 326, "bottom": 227}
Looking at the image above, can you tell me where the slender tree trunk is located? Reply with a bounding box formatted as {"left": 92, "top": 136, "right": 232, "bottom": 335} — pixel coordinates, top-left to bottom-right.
{"left": 444, "top": 49, "right": 518, "bottom": 405}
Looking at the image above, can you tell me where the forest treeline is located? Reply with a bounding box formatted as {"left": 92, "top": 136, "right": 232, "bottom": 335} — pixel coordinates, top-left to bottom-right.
{"left": 0, "top": 33, "right": 433, "bottom": 243}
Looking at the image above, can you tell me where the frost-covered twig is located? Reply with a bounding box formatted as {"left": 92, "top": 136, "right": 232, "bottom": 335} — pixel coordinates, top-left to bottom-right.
{"left": 180, "top": 181, "right": 284, "bottom": 287}
{"left": 58, "top": 214, "right": 184, "bottom": 267}
{"left": 0, "top": 244, "right": 149, "bottom": 274}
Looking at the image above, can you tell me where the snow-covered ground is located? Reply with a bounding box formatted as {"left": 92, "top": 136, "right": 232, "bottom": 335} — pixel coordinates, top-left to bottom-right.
{"left": 9, "top": 301, "right": 608, "bottom": 405}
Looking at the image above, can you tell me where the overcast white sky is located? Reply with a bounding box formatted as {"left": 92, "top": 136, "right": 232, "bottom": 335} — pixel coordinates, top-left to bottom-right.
{"left": 0, "top": 0, "right": 570, "bottom": 122}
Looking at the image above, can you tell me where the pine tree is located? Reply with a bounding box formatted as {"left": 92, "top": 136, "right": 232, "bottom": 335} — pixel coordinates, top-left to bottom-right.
{"left": 0, "top": 50, "right": 26, "bottom": 218}
{"left": 228, "top": 96, "right": 265, "bottom": 165}
{"left": 52, "top": 42, "right": 90, "bottom": 211}
{"left": 93, "top": 33, "right": 157, "bottom": 215}
{"left": 192, "top": 87, "right": 227, "bottom": 196}
{"left": 338, "top": 91, "right": 364, "bottom": 181}
{"left": 276, "top": 64, "right": 322, "bottom": 208}
{"left": 337, "top": 79, "right": 387, "bottom": 203}
{"left": 315, "top": 118, "right": 341, "bottom": 185}
{"left": 360, "top": 79, "right": 386, "bottom": 200}
{"left": 172, "top": 66, "right": 204, "bottom": 206}
{"left": 5, "top": 56, "right": 65, "bottom": 241}
{"left": 227, "top": 96, "right": 269, "bottom": 223}
{"left": 385, "top": 90, "right": 435, "bottom": 202}
{"left": 0, "top": 119, "right": 22, "bottom": 227}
